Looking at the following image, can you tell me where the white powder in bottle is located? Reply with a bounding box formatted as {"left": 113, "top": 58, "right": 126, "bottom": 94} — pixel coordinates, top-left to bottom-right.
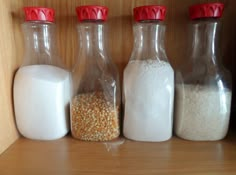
{"left": 14, "top": 65, "right": 72, "bottom": 140}
{"left": 174, "top": 84, "right": 232, "bottom": 141}
{"left": 123, "top": 60, "right": 174, "bottom": 142}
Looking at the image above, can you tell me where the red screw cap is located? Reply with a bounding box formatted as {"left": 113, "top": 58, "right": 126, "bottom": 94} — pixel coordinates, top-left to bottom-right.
{"left": 24, "top": 7, "right": 55, "bottom": 22}
{"left": 76, "top": 5, "right": 108, "bottom": 22}
{"left": 189, "top": 3, "right": 224, "bottom": 20}
{"left": 134, "top": 5, "right": 166, "bottom": 22}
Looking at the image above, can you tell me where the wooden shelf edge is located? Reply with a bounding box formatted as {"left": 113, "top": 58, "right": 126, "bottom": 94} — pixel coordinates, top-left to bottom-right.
{"left": 0, "top": 133, "right": 236, "bottom": 174}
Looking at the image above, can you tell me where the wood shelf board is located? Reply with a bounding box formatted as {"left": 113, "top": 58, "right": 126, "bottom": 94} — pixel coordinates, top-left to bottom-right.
{"left": 0, "top": 135, "right": 236, "bottom": 175}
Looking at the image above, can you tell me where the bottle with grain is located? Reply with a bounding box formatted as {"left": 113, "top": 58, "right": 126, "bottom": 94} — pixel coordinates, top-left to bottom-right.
{"left": 14, "top": 7, "right": 72, "bottom": 140}
{"left": 175, "top": 3, "right": 232, "bottom": 141}
{"left": 71, "top": 6, "right": 121, "bottom": 141}
{"left": 123, "top": 5, "right": 174, "bottom": 142}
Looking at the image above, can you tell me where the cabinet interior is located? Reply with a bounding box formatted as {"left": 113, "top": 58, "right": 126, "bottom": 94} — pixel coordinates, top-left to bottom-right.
{"left": 0, "top": 0, "right": 235, "bottom": 154}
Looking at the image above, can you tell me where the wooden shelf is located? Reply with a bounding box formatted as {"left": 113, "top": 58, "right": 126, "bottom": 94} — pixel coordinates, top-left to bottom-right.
{"left": 1, "top": 1, "right": 236, "bottom": 174}
{"left": 0, "top": 134, "right": 236, "bottom": 174}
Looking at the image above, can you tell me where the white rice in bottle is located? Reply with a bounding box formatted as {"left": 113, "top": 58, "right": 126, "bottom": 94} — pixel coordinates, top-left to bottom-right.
{"left": 123, "top": 60, "right": 174, "bottom": 142}
{"left": 14, "top": 65, "right": 71, "bottom": 140}
{"left": 174, "top": 84, "right": 232, "bottom": 141}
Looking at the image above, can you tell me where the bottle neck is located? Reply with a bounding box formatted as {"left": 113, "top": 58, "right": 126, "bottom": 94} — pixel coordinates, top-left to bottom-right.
{"left": 77, "top": 21, "right": 106, "bottom": 57}
{"left": 190, "top": 19, "right": 221, "bottom": 65}
{"left": 74, "top": 21, "right": 119, "bottom": 95}
{"left": 131, "top": 22, "right": 167, "bottom": 61}
{"left": 22, "top": 21, "right": 59, "bottom": 66}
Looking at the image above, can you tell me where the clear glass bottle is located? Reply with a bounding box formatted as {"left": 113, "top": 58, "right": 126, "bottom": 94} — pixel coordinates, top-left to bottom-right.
{"left": 14, "top": 7, "right": 71, "bottom": 140}
{"left": 123, "top": 5, "right": 174, "bottom": 142}
{"left": 174, "top": 3, "right": 232, "bottom": 141}
{"left": 71, "top": 6, "right": 121, "bottom": 141}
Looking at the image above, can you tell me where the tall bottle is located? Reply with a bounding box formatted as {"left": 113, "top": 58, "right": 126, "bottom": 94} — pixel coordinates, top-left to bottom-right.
{"left": 71, "top": 6, "right": 121, "bottom": 141}
{"left": 14, "top": 7, "right": 71, "bottom": 140}
{"left": 174, "top": 3, "right": 232, "bottom": 141}
{"left": 123, "top": 5, "right": 174, "bottom": 142}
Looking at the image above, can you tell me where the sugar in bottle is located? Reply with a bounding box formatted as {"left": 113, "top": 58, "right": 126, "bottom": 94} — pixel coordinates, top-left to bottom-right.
{"left": 123, "top": 5, "right": 174, "bottom": 142}
{"left": 14, "top": 7, "right": 72, "bottom": 140}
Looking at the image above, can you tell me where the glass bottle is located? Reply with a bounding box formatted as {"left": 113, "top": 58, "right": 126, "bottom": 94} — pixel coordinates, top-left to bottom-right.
{"left": 71, "top": 6, "right": 121, "bottom": 141}
{"left": 14, "top": 7, "right": 71, "bottom": 140}
{"left": 123, "top": 5, "right": 174, "bottom": 142}
{"left": 174, "top": 3, "right": 232, "bottom": 141}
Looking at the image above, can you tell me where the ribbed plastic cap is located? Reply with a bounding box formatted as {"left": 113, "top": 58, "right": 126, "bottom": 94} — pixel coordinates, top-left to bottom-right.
{"left": 24, "top": 7, "right": 55, "bottom": 22}
{"left": 134, "top": 5, "right": 166, "bottom": 21}
{"left": 189, "top": 3, "right": 224, "bottom": 20}
{"left": 76, "top": 5, "right": 108, "bottom": 21}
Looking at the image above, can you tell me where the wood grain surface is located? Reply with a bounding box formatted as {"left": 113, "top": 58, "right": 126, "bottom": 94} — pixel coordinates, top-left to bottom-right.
{"left": 1, "top": 0, "right": 236, "bottom": 156}
{"left": 9, "top": 0, "right": 235, "bottom": 71}
{"left": 0, "top": 0, "right": 20, "bottom": 155}
{"left": 0, "top": 135, "right": 236, "bottom": 175}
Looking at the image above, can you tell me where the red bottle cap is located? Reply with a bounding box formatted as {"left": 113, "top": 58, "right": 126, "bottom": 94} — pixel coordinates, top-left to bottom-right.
{"left": 134, "top": 5, "right": 166, "bottom": 22}
{"left": 76, "top": 5, "right": 108, "bottom": 22}
{"left": 24, "top": 7, "right": 55, "bottom": 22}
{"left": 189, "top": 3, "right": 224, "bottom": 20}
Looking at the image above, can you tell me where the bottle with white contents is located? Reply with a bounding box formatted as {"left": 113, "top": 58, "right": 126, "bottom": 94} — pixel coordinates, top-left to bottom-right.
{"left": 70, "top": 6, "right": 121, "bottom": 141}
{"left": 14, "top": 7, "right": 71, "bottom": 140}
{"left": 175, "top": 3, "right": 232, "bottom": 141}
{"left": 123, "top": 5, "right": 174, "bottom": 142}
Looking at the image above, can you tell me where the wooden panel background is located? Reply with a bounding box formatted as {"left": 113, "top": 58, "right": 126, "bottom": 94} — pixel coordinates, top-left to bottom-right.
{"left": 0, "top": 0, "right": 20, "bottom": 155}
{"left": 1, "top": 0, "right": 236, "bottom": 154}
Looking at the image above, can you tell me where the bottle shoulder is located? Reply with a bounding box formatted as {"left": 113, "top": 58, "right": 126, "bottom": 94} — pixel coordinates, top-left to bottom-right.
{"left": 176, "top": 60, "right": 232, "bottom": 89}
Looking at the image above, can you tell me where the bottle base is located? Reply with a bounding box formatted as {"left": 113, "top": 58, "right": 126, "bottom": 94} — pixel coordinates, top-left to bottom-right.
{"left": 123, "top": 134, "right": 172, "bottom": 142}
{"left": 19, "top": 130, "right": 69, "bottom": 141}
{"left": 175, "top": 132, "right": 227, "bottom": 141}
